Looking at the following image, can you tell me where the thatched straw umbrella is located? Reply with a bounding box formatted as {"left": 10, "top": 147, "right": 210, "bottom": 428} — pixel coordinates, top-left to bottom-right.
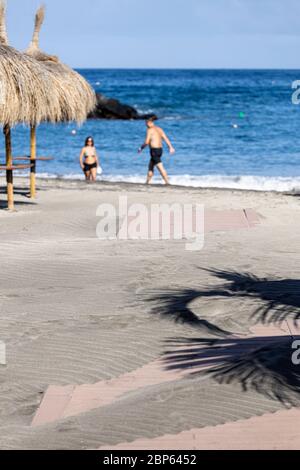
{"left": 0, "top": 2, "right": 64, "bottom": 210}
{"left": 25, "top": 5, "right": 96, "bottom": 197}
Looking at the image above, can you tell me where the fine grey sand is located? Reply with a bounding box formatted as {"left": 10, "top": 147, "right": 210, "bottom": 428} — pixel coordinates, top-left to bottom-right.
{"left": 0, "top": 177, "right": 299, "bottom": 449}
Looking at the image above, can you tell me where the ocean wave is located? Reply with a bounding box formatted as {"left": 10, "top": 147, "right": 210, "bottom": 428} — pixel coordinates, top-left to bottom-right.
{"left": 160, "top": 115, "right": 183, "bottom": 121}
{"left": 168, "top": 175, "right": 300, "bottom": 192}
{"left": 19, "top": 173, "right": 300, "bottom": 192}
{"left": 134, "top": 107, "right": 155, "bottom": 115}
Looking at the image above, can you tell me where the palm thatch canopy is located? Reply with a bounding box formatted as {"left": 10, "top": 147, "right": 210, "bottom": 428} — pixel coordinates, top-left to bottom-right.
{"left": 26, "top": 5, "right": 96, "bottom": 124}
{"left": 0, "top": 1, "right": 62, "bottom": 126}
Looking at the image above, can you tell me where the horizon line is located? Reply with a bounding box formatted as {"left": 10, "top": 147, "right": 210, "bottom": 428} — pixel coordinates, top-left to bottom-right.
{"left": 74, "top": 66, "right": 300, "bottom": 71}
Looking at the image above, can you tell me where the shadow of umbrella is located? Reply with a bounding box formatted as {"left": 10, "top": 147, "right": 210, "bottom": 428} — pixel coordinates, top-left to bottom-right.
{"left": 0, "top": 200, "right": 36, "bottom": 209}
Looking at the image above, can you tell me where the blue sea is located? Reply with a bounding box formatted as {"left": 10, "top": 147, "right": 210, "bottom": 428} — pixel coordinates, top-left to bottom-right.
{"left": 3, "top": 69, "right": 300, "bottom": 191}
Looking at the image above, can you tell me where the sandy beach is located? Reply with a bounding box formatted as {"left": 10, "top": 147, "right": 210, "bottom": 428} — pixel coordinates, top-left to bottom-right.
{"left": 0, "top": 177, "right": 299, "bottom": 450}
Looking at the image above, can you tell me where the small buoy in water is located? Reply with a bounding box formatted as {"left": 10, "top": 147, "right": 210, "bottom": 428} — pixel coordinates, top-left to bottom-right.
{"left": 71, "top": 130, "right": 77, "bottom": 135}
{"left": 232, "top": 123, "right": 238, "bottom": 129}
{"left": 96, "top": 81, "right": 101, "bottom": 86}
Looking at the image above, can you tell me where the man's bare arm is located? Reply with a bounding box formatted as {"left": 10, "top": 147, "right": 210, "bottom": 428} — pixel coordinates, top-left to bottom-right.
{"left": 138, "top": 130, "right": 151, "bottom": 153}
{"left": 160, "top": 129, "right": 175, "bottom": 154}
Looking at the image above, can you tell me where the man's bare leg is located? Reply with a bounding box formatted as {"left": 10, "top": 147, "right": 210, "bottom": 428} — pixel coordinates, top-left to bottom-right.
{"left": 156, "top": 163, "right": 169, "bottom": 185}
{"left": 146, "top": 170, "right": 154, "bottom": 185}
{"left": 146, "top": 161, "right": 154, "bottom": 185}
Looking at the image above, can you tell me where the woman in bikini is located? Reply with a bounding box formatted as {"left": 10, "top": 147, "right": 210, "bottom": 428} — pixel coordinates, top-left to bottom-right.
{"left": 79, "top": 136, "right": 99, "bottom": 182}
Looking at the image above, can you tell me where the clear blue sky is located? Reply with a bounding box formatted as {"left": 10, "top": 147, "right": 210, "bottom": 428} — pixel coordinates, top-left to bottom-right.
{"left": 6, "top": 0, "right": 300, "bottom": 69}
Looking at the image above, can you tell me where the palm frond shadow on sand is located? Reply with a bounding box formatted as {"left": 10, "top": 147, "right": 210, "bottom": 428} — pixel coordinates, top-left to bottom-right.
{"left": 148, "top": 287, "right": 232, "bottom": 337}
{"left": 147, "top": 269, "right": 300, "bottom": 336}
{"left": 204, "top": 269, "right": 300, "bottom": 326}
{"left": 162, "top": 335, "right": 300, "bottom": 406}
{"left": 147, "top": 269, "right": 300, "bottom": 404}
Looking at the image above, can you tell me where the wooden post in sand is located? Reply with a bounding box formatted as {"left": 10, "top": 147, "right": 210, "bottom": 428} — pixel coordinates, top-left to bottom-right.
{"left": 30, "top": 125, "right": 36, "bottom": 198}
{"left": 4, "top": 124, "right": 14, "bottom": 211}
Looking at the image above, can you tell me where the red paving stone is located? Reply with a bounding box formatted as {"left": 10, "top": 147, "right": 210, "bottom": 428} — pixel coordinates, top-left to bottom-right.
{"left": 98, "top": 407, "right": 300, "bottom": 450}
{"left": 32, "top": 209, "right": 263, "bottom": 428}
{"left": 32, "top": 360, "right": 186, "bottom": 427}
{"left": 32, "top": 322, "right": 298, "bottom": 428}
{"left": 121, "top": 209, "right": 261, "bottom": 239}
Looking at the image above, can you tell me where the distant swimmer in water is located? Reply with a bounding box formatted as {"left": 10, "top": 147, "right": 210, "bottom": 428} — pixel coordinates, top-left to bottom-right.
{"left": 79, "top": 136, "right": 100, "bottom": 182}
{"left": 138, "top": 117, "right": 175, "bottom": 185}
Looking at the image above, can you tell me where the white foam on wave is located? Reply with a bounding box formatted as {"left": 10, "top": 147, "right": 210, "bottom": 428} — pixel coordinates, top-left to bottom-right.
{"left": 168, "top": 174, "right": 300, "bottom": 192}
{"left": 161, "top": 115, "right": 183, "bottom": 121}
{"left": 134, "top": 107, "right": 155, "bottom": 115}
{"left": 18, "top": 173, "right": 300, "bottom": 193}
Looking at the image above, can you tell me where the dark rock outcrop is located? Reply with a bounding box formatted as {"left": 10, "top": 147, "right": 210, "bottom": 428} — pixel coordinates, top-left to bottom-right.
{"left": 88, "top": 93, "right": 157, "bottom": 120}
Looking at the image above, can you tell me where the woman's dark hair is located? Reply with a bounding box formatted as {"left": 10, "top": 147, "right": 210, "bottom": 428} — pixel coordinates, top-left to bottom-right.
{"left": 85, "top": 136, "right": 94, "bottom": 146}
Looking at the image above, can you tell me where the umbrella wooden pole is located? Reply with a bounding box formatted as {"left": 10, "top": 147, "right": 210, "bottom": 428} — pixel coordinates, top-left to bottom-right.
{"left": 30, "top": 125, "right": 36, "bottom": 198}
{"left": 4, "top": 124, "right": 14, "bottom": 210}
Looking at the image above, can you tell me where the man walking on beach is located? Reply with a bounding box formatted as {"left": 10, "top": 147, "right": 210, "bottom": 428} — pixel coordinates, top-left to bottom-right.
{"left": 138, "top": 117, "right": 175, "bottom": 185}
